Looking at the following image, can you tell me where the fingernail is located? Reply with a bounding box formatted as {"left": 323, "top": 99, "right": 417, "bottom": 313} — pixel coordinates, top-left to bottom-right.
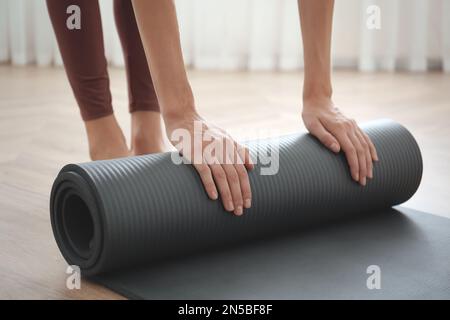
{"left": 227, "top": 201, "right": 234, "bottom": 212}
{"left": 368, "top": 169, "right": 373, "bottom": 179}
{"left": 354, "top": 172, "right": 359, "bottom": 181}
{"left": 374, "top": 155, "right": 379, "bottom": 161}
{"left": 244, "top": 199, "right": 251, "bottom": 209}
{"left": 235, "top": 206, "right": 243, "bottom": 216}
{"left": 360, "top": 177, "right": 366, "bottom": 186}
{"left": 211, "top": 190, "right": 218, "bottom": 200}
{"left": 330, "top": 143, "right": 339, "bottom": 153}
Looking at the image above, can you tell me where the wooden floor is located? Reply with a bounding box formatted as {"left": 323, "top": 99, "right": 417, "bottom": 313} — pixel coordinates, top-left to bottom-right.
{"left": 0, "top": 65, "right": 449, "bottom": 299}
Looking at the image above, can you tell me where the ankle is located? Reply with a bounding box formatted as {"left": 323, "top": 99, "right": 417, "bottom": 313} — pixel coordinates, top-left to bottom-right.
{"left": 131, "top": 132, "right": 166, "bottom": 155}
{"left": 131, "top": 111, "right": 167, "bottom": 155}
{"left": 89, "top": 142, "right": 130, "bottom": 160}
{"left": 84, "top": 115, "right": 130, "bottom": 160}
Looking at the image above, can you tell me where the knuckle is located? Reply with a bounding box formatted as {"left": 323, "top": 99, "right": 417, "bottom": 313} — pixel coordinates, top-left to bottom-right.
{"left": 236, "top": 166, "right": 248, "bottom": 178}
{"left": 336, "top": 122, "right": 346, "bottom": 131}
{"left": 242, "top": 190, "right": 252, "bottom": 200}
{"left": 344, "top": 145, "right": 356, "bottom": 154}
{"left": 197, "top": 165, "right": 209, "bottom": 175}
{"left": 228, "top": 172, "right": 239, "bottom": 184}
{"left": 344, "top": 120, "right": 353, "bottom": 130}
{"left": 233, "top": 195, "right": 243, "bottom": 204}
{"left": 222, "top": 193, "right": 232, "bottom": 203}
{"left": 360, "top": 164, "right": 367, "bottom": 172}
{"left": 360, "top": 138, "right": 368, "bottom": 147}
{"left": 241, "top": 185, "right": 251, "bottom": 194}
{"left": 240, "top": 180, "right": 251, "bottom": 192}
{"left": 233, "top": 191, "right": 243, "bottom": 200}
{"left": 324, "top": 135, "right": 335, "bottom": 144}
{"left": 204, "top": 182, "right": 216, "bottom": 191}
{"left": 214, "top": 170, "right": 226, "bottom": 181}
{"left": 348, "top": 157, "right": 357, "bottom": 167}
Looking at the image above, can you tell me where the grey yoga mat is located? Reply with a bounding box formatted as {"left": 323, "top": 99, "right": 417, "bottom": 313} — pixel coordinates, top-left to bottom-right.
{"left": 50, "top": 119, "right": 450, "bottom": 299}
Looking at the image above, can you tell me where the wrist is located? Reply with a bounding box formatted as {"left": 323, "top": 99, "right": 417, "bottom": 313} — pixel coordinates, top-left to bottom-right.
{"left": 162, "top": 103, "right": 201, "bottom": 130}
{"left": 163, "top": 105, "right": 197, "bottom": 122}
{"left": 303, "top": 93, "right": 333, "bottom": 114}
{"left": 161, "top": 91, "right": 197, "bottom": 124}
{"left": 303, "top": 85, "right": 332, "bottom": 102}
{"left": 303, "top": 92, "right": 333, "bottom": 108}
{"left": 302, "top": 74, "right": 333, "bottom": 102}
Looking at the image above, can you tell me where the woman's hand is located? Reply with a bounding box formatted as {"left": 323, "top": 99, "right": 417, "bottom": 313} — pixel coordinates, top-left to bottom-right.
{"left": 131, "top": 1, "right": 253, "bottom": 215}
{"left": 302, "top": 97, "right": 378, "bottom": 186}
{"left": 165, "top": 111, "right": 254, "bottom": 216}
{"left": 298, "top": 0, "right": 377, "bottom": 185}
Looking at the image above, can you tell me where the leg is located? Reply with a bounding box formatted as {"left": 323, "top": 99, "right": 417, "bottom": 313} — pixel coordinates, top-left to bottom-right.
{"left": 47, "top": 0, "right": 129, "bottom": 160}
{"left": 114, "top": 0, "right": 166, "bottom": 154}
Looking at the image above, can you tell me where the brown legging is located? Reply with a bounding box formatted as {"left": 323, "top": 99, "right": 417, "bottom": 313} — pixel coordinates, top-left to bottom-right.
{"left": 47, "top": 0, "right": 159, "bottom": 121}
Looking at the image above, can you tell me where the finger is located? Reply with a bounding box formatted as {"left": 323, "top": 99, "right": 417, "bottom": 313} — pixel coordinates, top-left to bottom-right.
{"left": 334, "top": 131, "right": 359, "bottom": 182}
{"left": 210, "top": 163, "right": 234, "bottom": 212}
{"left": 348, "top": 129, "right": 367, "bottom": 186}
{"left": 362, "top": 131, "right": 378, "bottom": 161}
{"left": 308, "top": 120, "right": 340, "bottom": 153}
{"left": 222, "top": 161, "right": 244, "bottom": 216}
{"left": 193, "top": 163, "right": 218, "bottom": 200}
{"left": 234, "top": 151, "right": 252, "bottom": 209}
{"left": 236, "top": 143, "right": 254, "bottom": 170}
{"left": 356, "top": 128, "right": 373, "bottom": 179}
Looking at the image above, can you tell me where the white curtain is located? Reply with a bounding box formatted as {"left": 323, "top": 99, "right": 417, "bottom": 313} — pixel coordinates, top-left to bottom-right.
{"left": 0, "top": 0, "right": 449, "bottom": 72}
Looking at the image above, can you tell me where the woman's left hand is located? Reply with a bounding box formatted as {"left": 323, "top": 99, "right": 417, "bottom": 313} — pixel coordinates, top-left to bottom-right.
{"left": 302, "top": 96, "right": 378, "bottom": 186}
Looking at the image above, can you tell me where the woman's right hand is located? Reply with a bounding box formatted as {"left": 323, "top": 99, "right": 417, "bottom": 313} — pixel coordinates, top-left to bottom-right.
{"left": 164, "top": 111, "right": 254, "bottom": 216}
{"left": 131, "top": 0, "right": 253, "bottom": 215}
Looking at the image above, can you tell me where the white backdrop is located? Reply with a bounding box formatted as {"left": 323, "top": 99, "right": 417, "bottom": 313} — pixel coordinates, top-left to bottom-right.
{"left": 0, "top": 0, "right": 449, "bottom": 72}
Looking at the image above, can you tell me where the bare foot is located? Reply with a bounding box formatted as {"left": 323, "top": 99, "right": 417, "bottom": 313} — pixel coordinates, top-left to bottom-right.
{"left": 84, "top": 115, "right": 130, "bottom": 160}
{"left": 131, "top": 111, "right": 167, "bottom": 155}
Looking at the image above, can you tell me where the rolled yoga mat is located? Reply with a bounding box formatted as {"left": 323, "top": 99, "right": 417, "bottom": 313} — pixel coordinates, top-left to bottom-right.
{"left": 50, "top": 119, "right": 450, "bottom": 299}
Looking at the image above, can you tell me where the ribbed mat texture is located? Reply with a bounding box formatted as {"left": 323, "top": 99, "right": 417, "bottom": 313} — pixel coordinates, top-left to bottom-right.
{"left": 51, "top": 119, "right": 421, "bottom": 275}
{"left": 49, "top": 119, "right": 450, "bottom": 299}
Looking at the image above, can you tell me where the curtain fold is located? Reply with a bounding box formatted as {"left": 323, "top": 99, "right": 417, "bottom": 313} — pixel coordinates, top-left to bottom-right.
{"left": 0, "top": 0, "right": 448, "bottom": 72}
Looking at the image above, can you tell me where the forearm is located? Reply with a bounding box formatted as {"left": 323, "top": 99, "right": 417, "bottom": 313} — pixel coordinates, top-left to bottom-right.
{"left": 298, "top": 1, "right": 377, "bottom": 185}
{"left": 298, "top": 0, "right": 334, "bottom": 100}
{"left": 131, "top": 0, "right": 195, "bottom": 120}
